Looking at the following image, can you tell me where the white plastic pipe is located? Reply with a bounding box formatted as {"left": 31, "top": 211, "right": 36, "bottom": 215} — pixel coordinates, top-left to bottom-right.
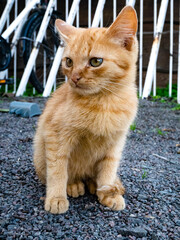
{"left": 16, "top": 0, "right": 55, "bottom": 96}
{"left": 13, "top": 0, "right": 18, "bottom": 93}
{"left": 43, "top": 42, "right": 47, "bottom": 88}
{"left": 0, "top": 0, "right": 15, "bottom": 34}
{"left": 178, "top": 8, "right": 180, "bottom": 104}
{"left": 142, "top": 0, "right": 169, "bottom": 99}
{"left": 66, "top": 0, "right": 69, "bottom": 21}
{"left": 43, "top": 0, "right": 81, "bottom": 97}
{"left": 91, "top": 0, "right": 106, "bottom": 27}
{"left": 127, "top": 0, "right": 136, "bottom": 7}
{"left": 169, "top": 0, "right": 173, "bottom": 97}
{"left": 139, "top": 0, "right": 143, "bottom": 97}
{"left": 113, "top": 0, "right": 116, "bottom": 21}
{"left": 76, "top": 5, "right": 79, "bottom": 28}
{"left": 2, "top": 0, "right": 40, "bottom": 39}
{"left": 153, "top": 0, "right": 157, "bottom": 96}
{"left": 5, "top": 11, "right": 10, "bottom": 93}
{"left": 88, "top": 0, "right": 91, "bottom": 27}
{"left": 100, "top": 8, "right": 103, "bottom": 28}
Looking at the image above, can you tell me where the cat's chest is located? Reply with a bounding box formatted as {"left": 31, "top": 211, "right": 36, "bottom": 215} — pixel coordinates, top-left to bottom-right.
{"left": 77, "top": 103, "right": 127, "bottom": 136}
{"left": 71, "top": 131, "right": 113, "bottom": 164}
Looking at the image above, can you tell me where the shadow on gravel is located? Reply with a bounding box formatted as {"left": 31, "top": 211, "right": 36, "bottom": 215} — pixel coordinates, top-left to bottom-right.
{"left": 0, "top": 97, "right": 179, "bottom": 240}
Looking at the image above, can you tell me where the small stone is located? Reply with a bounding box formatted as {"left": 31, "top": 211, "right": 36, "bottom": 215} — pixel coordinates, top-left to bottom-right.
{"left": 175, "top": 220, "right": 180, "bottom": 226}
{"left": 151, "top": 233, "right": 158, "bottom": 240}
{"left": 117, "top": 227, "right": 147, "bottom": 237}
{"left": 72, "top": 227, "right": 77, "bottom": 233}
{"left": 7, "top": 225, "right": 16, "bottom": 230}
{"left": 109, "top": 221, "right": 115, "bottom": 227}
{"left": 145, "top": 215, "right": 155, "bottom": 219}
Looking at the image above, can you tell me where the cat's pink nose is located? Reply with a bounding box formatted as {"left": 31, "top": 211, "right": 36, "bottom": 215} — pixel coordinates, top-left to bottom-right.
{"left": 71, "top": 73, "right": 81, "bottom": 84}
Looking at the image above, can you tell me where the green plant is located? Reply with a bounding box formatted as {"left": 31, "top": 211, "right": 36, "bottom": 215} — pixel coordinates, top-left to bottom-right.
{"left": 160, "top": 98, "right": 166, "bottom": 103}
{"left": 130, "top": 123, "right": 136, "bottom": 131}
{"left": 156, "top": 128, "right": 164, "bottom": 135}
{"left": 142, "top": 169, "right": 147, "bottom": 179}
{"left": 151, "top": 95, "right": 161, "bottom": 100}
{"left": 155, "top": 84, "right": 177, "bottom": 98}
{"left": 172, "top": 104, "right": 180, "bottom": 111}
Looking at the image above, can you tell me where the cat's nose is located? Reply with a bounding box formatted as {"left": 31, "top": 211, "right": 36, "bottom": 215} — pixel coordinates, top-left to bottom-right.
{"left": 71, "top": 73, "right": 81, "bottom": 84}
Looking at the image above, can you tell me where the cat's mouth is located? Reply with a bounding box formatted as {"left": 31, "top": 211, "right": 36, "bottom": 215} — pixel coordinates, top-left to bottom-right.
{"left": 69, "top": 80, "right": 96, "bottom": 95}
{"left": 69, "top": 80, "right": 86, "bottom": 90}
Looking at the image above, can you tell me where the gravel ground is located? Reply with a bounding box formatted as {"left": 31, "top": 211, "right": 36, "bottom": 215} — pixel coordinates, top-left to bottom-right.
{"left": 0, "top": 96, "right": 179, "bottom": 240}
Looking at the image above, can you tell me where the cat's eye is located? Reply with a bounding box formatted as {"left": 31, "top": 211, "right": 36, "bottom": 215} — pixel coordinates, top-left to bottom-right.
{"left": 89, "top": 58, "right": 103, "bottom": 67}
{"left": 66, "top": 58, "right": 73, "bottom": 67}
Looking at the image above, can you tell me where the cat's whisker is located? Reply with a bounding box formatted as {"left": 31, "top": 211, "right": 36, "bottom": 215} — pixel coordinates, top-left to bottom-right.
{"left": 100, "top": 86, "right": 124, "bottom": 99}
{"left": 105, "top": 84, "right": 133, "bottom": 93}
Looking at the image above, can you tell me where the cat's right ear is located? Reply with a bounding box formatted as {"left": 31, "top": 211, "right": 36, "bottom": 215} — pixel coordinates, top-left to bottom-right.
{"left": 55, "top": 19, "right": 77, "bottom": 42}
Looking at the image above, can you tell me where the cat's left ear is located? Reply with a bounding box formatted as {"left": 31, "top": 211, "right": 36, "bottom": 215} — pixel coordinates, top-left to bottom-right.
{"left": 106, "top": 6, "right": 138, "bottom": 50}
{"left": 55, "top": 19, "right": 77, "bottom": 42}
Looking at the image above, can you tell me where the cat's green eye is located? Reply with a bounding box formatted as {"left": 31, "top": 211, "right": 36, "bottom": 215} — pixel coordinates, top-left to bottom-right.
{"left": 90, "top": 58, "right": 103, "bottom": 67}
{"left": 66, "top": 58, "right": 73, "bottom": 67}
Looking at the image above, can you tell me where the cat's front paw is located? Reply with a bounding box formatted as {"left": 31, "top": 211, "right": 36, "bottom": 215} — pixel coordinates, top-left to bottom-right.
{"left": 67, "top": 181, "right": 85, "bottom": 198}
{"left": 97, "top": 185, "right": 125, "bottom": 211}
{"left": 98, "top": 194, "right": 125, "bottom": 210}
{"left": 45, "top": 196, "right": 69, "bottom": 214}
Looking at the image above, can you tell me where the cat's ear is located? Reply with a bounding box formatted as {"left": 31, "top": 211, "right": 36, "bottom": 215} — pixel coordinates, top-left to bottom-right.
{"left": 106, "top": 6, "right": 137, "bottom": 50}
{"left": 55, "top": 19, "right": 77, "bottom": 42}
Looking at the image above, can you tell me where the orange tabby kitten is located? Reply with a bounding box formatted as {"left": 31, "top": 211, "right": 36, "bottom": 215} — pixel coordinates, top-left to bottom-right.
{"left": 33, "top": 6, "right": 138, "bottom": 214}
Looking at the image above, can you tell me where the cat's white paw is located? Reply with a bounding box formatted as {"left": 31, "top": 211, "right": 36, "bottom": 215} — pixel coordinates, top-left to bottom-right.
{"left": 45, "top": 196, "right": 69, "bottom": 214}
{"left": 67, "top": 181, "right": 85, "bottom": 198}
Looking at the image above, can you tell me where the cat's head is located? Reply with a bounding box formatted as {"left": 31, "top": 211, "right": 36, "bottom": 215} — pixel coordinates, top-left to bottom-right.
{"left": 56, "top": 6, "right": 138, "bottom": 96}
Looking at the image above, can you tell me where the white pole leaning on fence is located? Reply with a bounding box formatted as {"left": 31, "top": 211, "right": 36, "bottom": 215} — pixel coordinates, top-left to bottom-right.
{"left": 153, "top": 0, "right": 157, "bottom": 96}
{"left": 43, "top": 0, "right": 81, "bottom": 97}
{"left": 169, "top": 0, "right": 174, "bottom": 97}
{"left": 177, "top": 7, "right": 180, "bottom": 104}
{"left": 113, "top": 0, "right": 116, "bottom": 21}
{"left": 126, "top": 0, "right": 136, "bottom": 7}
{"left": 0, "top": 0, "right": 15, "bottom": 35}
{"left": 88, "top": 0, "right": 91, "bottom": 27}
{"left": 2, "top": 0, "right": 40, "bottom": 39}
{"left": 139, "top": 0, "right": 143, "bottom": 97}
{"left": 16, "top": 0, "right": 55, "bottom": 96}
{"left": 91, "top": 0, "right": 106, "bottom": 28}
{"left": 142, "top": 0, "right": 169, "bottom": 99}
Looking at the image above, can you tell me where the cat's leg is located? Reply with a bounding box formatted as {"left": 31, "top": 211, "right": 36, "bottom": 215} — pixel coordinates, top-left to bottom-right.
{"left": 96, "top": 137, "right": 126, "bottom": 211}
{"left": 97, "top": 176, "right": 125, "bottom": 210}
{"left": 33, "top": 129, "right": 46, "bottom": 184}
{"left": 44, "top": 130, "right": 79, "bottom": 214}
{"left": 86, "top": 179, "right": 97, "bottom": 195}
{"left": 67, "top": 181, "right": 85, "bottom": 198}
{"left": 44, "top": 139, "right": 69, "bottom": 214}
